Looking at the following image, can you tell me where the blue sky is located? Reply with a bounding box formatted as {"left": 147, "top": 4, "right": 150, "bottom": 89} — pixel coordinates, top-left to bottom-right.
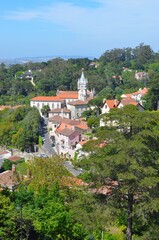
{"left": 0, "top": 0, "right": 159, "bottom": 59}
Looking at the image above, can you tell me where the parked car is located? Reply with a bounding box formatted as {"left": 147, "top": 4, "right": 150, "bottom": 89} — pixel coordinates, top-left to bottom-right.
{"left": 40, "top": 154, "right": 48, "bottom": 158}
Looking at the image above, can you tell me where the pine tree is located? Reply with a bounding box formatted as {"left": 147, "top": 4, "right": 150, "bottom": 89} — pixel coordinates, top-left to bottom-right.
{"left": 80, "top": 105, "right": 159, "bottom": 240}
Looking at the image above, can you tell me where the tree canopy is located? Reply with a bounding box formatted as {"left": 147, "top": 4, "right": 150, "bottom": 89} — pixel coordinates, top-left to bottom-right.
{"left": 79, "top": 106, "right": 159, "bottom": 240}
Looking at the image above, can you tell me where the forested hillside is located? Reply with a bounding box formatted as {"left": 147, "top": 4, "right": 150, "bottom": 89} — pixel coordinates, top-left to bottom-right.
{"left": 0, "top": 43, "right": 159, "bottom": 110}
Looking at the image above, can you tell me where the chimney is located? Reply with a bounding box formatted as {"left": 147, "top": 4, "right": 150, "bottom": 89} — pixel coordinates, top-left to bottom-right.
{"left": 12, "top": 164, "right": 16, "bottom": 173}
{"left": 61, "top": 108, "right": 64, "bottom": 118}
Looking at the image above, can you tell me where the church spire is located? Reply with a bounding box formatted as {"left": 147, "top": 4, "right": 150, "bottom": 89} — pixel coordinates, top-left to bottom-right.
{"left": 78, "top": 69, "right": 88, "bottom": 101}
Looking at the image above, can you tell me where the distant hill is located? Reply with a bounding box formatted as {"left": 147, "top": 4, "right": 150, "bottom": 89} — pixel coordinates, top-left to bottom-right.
{"left": 0, "top": 55, "right": 94, "bottom": 65}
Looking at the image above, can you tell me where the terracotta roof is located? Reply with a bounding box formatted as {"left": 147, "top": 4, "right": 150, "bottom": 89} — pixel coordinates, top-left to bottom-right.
{"left": 49, "top": 108, "right": 71, "bottom": 113}
{"left": 0, "top": 150, "right": 10, "bottom": 156}
{"left": 132, "top": 87, "right": 149, "bottom": 96}
{"left": 105, "top": 100, "right": 120, "bottom": 109}
{"left": 69, "top": 119, "right": 81, "bottom": 125}
{"left": 0, "top": 105, "right": 25, "bottom": 110}
{"left": 58, "top": 128, "right": 78, "bottom": 137}
{"left": 90, "top": 181, "right": 118, "bottom": 195}
{"left": 120, "top": 99, "right": 139, "bottom": 106}
{"left": 8, "top": 156, "right": 22, "bottom": 162}
{"left": 98, "top": 142, "right": 108, "bottom": 148}
{"left": 122, "top": 88, "right": 149, "bottom": 99}
{"left": 31, "top": 96, "right": 64, "bottom": 102}
{"left": 75, "top": 123, "right": 89, "bottom": 131}
{"left": 79, "top": 140, "right": 88, "bottom": 146}
{"left": 57, "top": 91, "right": 78, "bottom": 99}
{"left": 0, "top": 106, "right": 10, "bottom": 111}
{"left": 0, "top": 166, "right": 18, "bottom": 189}
{"left": 67, "top": 100, "right": 88, "bottom": 106}
{"left": 56, "top": 122, "right": 74, "bottom": 133}
{"left": 49, "top": 115, "right": 63, "bottom": 123}
{"left": 49, "top": 115, "right": 72, "bottom": 124}
{"left": 121, "top": 93, "right": 133, "bottom": 98}
{"left": 62, "top": 176, "right": 88, "bottom": 187}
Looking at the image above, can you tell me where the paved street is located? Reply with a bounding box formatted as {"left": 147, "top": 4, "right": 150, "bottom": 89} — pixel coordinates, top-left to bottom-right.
{"left": 64, "top": 161, "right": 83, "bottom": 176}
{"left": 41, "top": 118, "right": 56, "bottom": 157}
{"left": 41, "top": 117, "right": 83, "bottom": 176}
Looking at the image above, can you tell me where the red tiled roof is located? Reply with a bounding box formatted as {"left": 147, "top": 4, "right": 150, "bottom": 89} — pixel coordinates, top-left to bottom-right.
{"left": 57, "top": 91, "right": 78, "bottom": 99}
{"left": 75, "top": 123, "right": 89, "bottom": 131}
{"left": 79, "top": 140, "right": 88, "bottom": 146}
{"left": 0, "top": 168, "right": 18, "bottom": 189}
{"left": 58, "top": 128, "right": 78, "bottom": 137}
{"left": 67, "top": 100, "right": 88, "bottom": 106}
{"left": 49, "top": 108, "right": 71, "bottom": 113}
{"left": 49, "top": 115, "right": 71, "bottom": 124}
{"left": 90, "top": 181, "right": 118, "bottom": 195}
{"left": 105, "top": 100, "right": 120, "bottom": 109}
{"left": 31, "top": 96, "right": 64, "bottom": 102}
{"left": 0, "top": 105, "right": 25, "bottom": 111}
{"left": 121, "top": 93, "right": 132, "bottom": 98}
{"left": 120, "top": 99, "right": 139, "bottom": 106}
{"left": 56, "top": 122, "right": 74, "bottom": 133}
{"left": 133, "top": 87, "right": 149, "bottom": 96}
{"left": 8, "top": 156, "right": 22, "bottom": 162}
{"left": 62, "top": 176, "right": 88, "bottom": 187}
{"left": 98, "top": 142, "right": 108, "bottom": 148}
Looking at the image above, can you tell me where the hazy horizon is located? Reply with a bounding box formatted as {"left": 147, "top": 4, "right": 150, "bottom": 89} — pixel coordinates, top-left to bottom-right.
{"left": 1, "top": 0, "right": 159, "bottom": 59}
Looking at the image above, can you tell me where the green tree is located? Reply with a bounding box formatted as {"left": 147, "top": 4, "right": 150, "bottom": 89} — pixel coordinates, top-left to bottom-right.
{"left": 133, "top": 43, "right": 154, "bottom": 69}
{"left": 41, "top": 104, "right": 51, "bottom": 117}
{"left": 1, "top": 159, "right": 12, "bottom": 171}
{"left": 32, "top": 184, "right": 81, "bottom": 240}
{"left": 79, "top": 106, "right": 159, "bottom": 240}
{"left": 27, "top": 155, "right": 66, "bottom": 191}
{"left": 144, "top": 73, "right": 159, "bottom": 110}
{"left": 0, "top": 191, "right": 18, "bottom": 240}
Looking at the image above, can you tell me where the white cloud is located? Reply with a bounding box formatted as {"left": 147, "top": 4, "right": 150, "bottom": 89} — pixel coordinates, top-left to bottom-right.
{"left": 3, "top": 0, "right": 159, "bottom": 42}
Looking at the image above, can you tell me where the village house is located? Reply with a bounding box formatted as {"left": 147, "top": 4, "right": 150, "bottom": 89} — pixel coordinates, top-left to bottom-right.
{"left": 101, "top": 99, "right": 120, "bottom": 114}
{"left": 100, "top": 98, "right": 145, "bottom": 127}
{"left": 100, "top": 88, "right": 147, "bottom": 127}
{"left": 0, "top": 164, "right": 19, "bottom": 191}
{"left": 30, "top": 96, "right": 65, "bottom": 114}
{"left": 48, "top": 115, "right": 90, "bottom": 158}
{"left": 118, "top": 99, "right": 145, "bottom": 111}
{"left": 135, "top": 71, "right": 148, "bottom": 80}
{"left": 67, "top": 100, "right": 89, "bottom": 119}
{"left": 56, "top": 128, "right": 81, "bottom": 159}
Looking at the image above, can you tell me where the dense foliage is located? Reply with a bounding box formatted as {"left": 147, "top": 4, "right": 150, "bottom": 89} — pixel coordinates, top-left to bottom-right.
{"left": 78, "top": 106, "right": 159, "bottom": 240}
{"left": 0, "top": 156, "right": 125, "bottom": 240}
{"left": 0, "top": 43, "right": 158, "bottom": 109}
{"left": 0, "top": 106, "right": 41, "bottom": 151}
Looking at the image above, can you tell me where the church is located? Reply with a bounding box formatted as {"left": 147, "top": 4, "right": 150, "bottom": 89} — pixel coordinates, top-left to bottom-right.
{"left": 30, "top": 71, "right": 95, "bottom": 119}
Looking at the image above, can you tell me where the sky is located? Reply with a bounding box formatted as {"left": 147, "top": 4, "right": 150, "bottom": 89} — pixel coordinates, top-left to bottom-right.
{"left": 0, "top": 0, "right": 159, "bottom": 59}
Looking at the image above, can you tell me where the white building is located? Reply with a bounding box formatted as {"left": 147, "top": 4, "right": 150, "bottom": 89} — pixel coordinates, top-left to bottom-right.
{"left": 30, "top": 71, "right": 94, "bottom": 119}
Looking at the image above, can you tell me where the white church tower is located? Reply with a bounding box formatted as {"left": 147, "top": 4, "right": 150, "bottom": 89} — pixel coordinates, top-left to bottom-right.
{"left": 77, "top": 70, "right": 88, "bottom": 101}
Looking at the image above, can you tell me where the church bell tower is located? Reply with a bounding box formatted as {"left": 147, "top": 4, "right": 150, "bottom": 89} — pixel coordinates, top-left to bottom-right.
{"left": 77, "top": 70, "right": 88, "bottom": 101}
